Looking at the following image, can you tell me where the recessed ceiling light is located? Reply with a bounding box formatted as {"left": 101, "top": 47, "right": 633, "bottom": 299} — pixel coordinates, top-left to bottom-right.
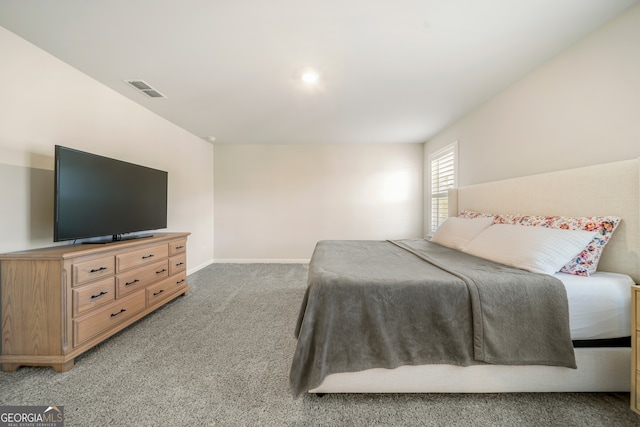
{"left": 301, "top": 70, "right": 319, "bottom": 84}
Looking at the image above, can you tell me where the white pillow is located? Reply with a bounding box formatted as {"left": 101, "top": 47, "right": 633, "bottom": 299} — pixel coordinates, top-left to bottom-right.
{"left": 462, "top": 224, "right": 596, "bottom": 275}
{"left": 430, "top": 216, "right": 495, "bottom": 250}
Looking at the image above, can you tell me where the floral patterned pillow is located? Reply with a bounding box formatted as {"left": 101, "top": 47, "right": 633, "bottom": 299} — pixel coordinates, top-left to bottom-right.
{"left": 458, "top": 210, "right": 621, "bottom": 276}
{"left": 458, "top": 209, "right": 496, "bottom": 220}
{"left": 509, "top": 215, "right": 621, "bottom": 276}
{"left": 457, "top": 209, "right": 520, "bottom": 224}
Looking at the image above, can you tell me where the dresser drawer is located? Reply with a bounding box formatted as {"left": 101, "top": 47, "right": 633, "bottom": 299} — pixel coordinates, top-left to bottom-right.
{"left": 116, "top": 259, "right": 169, "bottom": 298}
{"left": 146, "top": 272, "right": 188, "bottom": 306}
{"left": 116, "top": 244, "right": 168, "bottom": 272}
{"left": 169, "top": 239, "right": 187, "bottom": 257}
{"left": 73, "top": 291, "right": 146, "bottom": 346}
{"left": 169, "top": 254, "right": 187, "bottom": 276}
{"left": 637, "top": 335, "right": 640, "bottom": 372}
{"left": 73, "top": 277, "right": 116, "bottom": 316}
{"left": 636, "top": 291, "right": 640, "bottom": 328}
{"left": 73, "top": 256, "right": 115, "bottom": 286}
{"left": 637, "top": 371, "right": 640, "bottom": 410}
{"left": 172, "top": 271, "right": 188, "bottom": 290}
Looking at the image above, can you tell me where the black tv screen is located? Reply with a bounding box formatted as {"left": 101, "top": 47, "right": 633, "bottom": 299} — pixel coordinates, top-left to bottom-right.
{"left": 54, "top": 145, "right": 168, "bottom": 242}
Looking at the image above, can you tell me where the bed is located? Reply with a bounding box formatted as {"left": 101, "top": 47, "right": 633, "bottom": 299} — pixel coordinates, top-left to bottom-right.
{"left": 290, "top": 158, "right": 640, "bottom": 396}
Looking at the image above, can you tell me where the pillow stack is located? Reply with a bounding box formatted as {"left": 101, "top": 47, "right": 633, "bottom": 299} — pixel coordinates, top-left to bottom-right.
{"left": 430, "top": 210, "right": 621, "bottom": 276}
{"left": 430, "top": 216, "right": 494, "bottom": 251}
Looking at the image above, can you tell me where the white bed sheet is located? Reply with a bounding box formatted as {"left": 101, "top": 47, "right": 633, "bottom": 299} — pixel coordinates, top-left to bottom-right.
{"left": 555, "top": 271, "right": 634, "bottom": 340}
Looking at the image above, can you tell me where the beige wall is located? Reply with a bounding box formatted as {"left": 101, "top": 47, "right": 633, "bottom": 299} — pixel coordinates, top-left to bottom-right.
{"left": 7, "top": 4, "right": 637, "bottom": 265}
{"left": 425, "top": 3, "right": 640, "bottom": 190}
{"left": 0, "top": 26, "right": 214, "bottom": 272}
{"left": 214, "top": 144, "right": 423, "bottom": 261}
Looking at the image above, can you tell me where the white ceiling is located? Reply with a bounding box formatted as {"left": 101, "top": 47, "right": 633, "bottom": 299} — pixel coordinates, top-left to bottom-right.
{"left": 0, "top": 0, "right": 637, "bottom": 145}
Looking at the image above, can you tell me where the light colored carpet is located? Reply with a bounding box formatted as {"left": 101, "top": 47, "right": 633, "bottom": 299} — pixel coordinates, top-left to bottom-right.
{"left": 0, "top": 263, "right": 638, "bottom": 426}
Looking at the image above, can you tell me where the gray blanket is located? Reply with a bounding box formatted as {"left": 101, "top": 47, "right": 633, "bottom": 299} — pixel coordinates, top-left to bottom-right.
{"left": 289, "top": 239, "right": 576, "bottom": 397}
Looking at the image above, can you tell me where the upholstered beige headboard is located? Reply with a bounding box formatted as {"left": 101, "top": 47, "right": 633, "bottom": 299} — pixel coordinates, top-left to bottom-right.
{"left": 448, "top": 158, "right": 640, "bottom": 283}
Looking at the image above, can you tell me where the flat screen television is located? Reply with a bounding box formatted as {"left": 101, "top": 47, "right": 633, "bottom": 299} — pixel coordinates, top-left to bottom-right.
{"left": 54, "top": 145, "right": 168, "bottom": 243}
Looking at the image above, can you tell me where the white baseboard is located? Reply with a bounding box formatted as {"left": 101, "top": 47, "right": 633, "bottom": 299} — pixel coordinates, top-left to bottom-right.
{"left": 187, "top": 259, "right": 215, "bottom": 275}
{"left": 212, "top": 259, "right": 310, "bottom": 264}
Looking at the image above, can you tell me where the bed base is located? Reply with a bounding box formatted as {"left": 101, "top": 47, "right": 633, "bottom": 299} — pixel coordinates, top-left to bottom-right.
{"left": 308, "top": 159, "right": 639, "bottom": 395}
{"left": 310, "top": 347, "right": 630, "bottom": 394}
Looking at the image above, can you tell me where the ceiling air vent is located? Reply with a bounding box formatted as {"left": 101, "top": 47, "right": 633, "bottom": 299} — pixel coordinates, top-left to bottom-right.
{"left": 125, "top": 80, "right": 167, "bottom": 98}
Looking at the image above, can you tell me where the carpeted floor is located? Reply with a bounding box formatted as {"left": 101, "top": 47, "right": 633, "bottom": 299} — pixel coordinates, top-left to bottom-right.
{"left": 1, "top": 263, "right": 638, "bottom": 426}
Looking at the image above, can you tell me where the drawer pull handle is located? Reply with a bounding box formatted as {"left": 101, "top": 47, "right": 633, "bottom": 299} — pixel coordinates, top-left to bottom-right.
{"left": 125, "top": 279, "right": 140, "bottom": 287}
{"left": 153, "top": 289, "right": 165, "bottom": 296}
{"left": 142, "top": 254, "right": 155, "bottom": 259}
{"left": 176, "top": 245, "right": 184, "bottom": 250}
{"left": 90, "top": 267, "right": 108, "bottom": 273}
{"left": 177, "top": 279, "right": 185, "bottom": 285}
{"left": 111, "top": 309, "right": 126, "bottom": 317}
{"left": 176, "top": 262, "right": 185, "bottom": 267}
{"left": 90, "top": 291, "right": 108, "bottom": 299}
{"left": 156, "top": 269, "right": 167, "bottom": 274}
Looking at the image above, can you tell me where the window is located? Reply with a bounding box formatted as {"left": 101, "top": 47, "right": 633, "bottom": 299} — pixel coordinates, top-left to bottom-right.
{"left": 428, "top": 142, "right": 457, "bottom": 234}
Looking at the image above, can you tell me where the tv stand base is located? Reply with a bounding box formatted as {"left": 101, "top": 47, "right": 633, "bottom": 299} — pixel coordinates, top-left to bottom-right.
{"left": 80, "top": 234, "right": 155, "bottom": 244}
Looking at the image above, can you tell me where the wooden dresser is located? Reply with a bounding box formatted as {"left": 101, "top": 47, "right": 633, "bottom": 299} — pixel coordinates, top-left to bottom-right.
{"left": 0, "top": 232, "right": 189, "bottom": 372}
{"left": 632, "top": 285, "right": 640, "bottom": 414}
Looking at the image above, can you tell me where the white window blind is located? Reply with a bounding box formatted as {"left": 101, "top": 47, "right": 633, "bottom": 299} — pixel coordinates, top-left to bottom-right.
{"left": 429, "top": 142, "right": 457, "bottom": 234}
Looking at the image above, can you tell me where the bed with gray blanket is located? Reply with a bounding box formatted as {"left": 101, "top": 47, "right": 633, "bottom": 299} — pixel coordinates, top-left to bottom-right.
{"left": 290, "top": 239, "right": 576, "bottom": 397}
{"left": 289, "top": 159, "right": 639, "bottom": 395}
